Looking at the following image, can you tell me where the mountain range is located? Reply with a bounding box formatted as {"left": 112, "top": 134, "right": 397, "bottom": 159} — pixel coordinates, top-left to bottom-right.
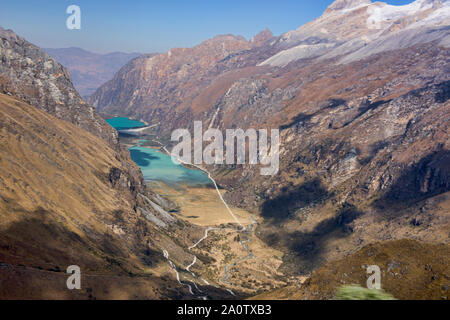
{"left": 44, "top": 47, "right": 141, "bottom": 97}
{"left": 0, "top": 0, "right": 449, "bottom": 299}
{"left": 0, "top": 26, "right": 230, "bottom": 299}
{"left": 88, "top": 0, "right": 450, "bottom": 292}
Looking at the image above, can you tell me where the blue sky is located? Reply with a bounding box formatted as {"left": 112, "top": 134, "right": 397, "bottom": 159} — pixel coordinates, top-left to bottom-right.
{"left": 0, "top": 0, "right": 415, "bottom": 54}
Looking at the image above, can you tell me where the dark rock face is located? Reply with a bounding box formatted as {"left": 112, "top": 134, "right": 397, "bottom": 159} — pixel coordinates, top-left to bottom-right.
{"left": 108, "top": 167, "right": 123, "bottom": 186}
{"left": 0, "top": 27, "right": 119, "bottom": 147}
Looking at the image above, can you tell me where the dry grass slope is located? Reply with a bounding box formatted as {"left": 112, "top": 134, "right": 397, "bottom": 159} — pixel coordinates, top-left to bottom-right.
{"left": 0, "top": 94, "right": 193, "bottom": 299}
{"left": 252, "top": 239, "right": 450, "bottom": 300}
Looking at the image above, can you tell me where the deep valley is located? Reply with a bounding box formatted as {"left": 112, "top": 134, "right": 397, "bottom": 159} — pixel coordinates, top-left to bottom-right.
{"left": 0, "top": 0, "right": 449, "bottom": 301}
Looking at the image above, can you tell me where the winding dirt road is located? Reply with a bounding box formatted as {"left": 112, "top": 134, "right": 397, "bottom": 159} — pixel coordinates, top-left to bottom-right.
{"left": 148, "top": 139, "right": 258, "bottom": 298}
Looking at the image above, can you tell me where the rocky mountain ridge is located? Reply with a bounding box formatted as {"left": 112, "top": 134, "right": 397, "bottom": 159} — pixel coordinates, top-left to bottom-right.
{"left": 0, "top": 27, "right": 120, "bottom": 147}
{"left": 0, "top": 27, "right": 233, "bottom": 299}
{"left": 89, "top": 0, "right": 449, "bottom": 133}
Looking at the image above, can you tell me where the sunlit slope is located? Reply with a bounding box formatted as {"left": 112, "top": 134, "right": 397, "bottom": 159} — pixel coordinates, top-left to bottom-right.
{"left": 0, "top": 93, "right": 189, "bottom": 299}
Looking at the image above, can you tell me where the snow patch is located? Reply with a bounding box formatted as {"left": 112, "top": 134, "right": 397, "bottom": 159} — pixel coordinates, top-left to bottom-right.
{"left": 415, "top": 0, "right": 450, "bottom": 26}
{"left": 340, "top": 2, "right": 371, "bottom": 14}
{"left": 367, "top": 0, "right": 435, "bottom": 29}
{"left": 258, "top": 43, "right": 335, "bottom": 67}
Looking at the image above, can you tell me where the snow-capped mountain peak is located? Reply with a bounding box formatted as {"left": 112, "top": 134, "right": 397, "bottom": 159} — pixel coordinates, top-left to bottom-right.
{"left": 367, "top": 0, "right": 445, "bottom": 30}
{"left": 260, "top": 0, "right": 449, "bottom": 67}
{"left": 325, "top": 0, "right": 372, "bottom": 13}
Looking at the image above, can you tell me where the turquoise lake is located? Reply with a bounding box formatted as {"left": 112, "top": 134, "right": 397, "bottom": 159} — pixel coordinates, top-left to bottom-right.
{"left": 128, "top": 146, "right": 212, "bottom": 186}
{"left": 108, "top": 116, "right": 212, "bottom": 186}
{"left": 106, "top": 117, "right": 146, "bottom": 130}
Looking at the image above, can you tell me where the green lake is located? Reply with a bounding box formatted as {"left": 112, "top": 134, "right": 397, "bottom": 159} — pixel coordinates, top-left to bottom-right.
{"left": 129, "top": 146, "right": 212, "bottom": 186}
{"left": 106, "top": 117, "right": 146, "bottom": 130}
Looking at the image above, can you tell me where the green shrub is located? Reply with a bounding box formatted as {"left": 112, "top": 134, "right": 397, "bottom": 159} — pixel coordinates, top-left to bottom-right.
{"left": 335, "top": 285, "right": 396, "bottom": 300}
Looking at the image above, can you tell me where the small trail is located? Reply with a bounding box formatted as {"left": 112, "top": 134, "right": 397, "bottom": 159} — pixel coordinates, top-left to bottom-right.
{"left": 163, "top": 248, "right": 208, "bottom": 298}
{"left": 189, "top": 279, "right": 204, "bottom": 293}
{"left": 188, "top": 227, "right": 220, "bottom": 250}
{"left": 185, "top": 257, "right": 207, "bottom": 295}
{"left": 186, "top": 256, "right": 197, "bottom": 272}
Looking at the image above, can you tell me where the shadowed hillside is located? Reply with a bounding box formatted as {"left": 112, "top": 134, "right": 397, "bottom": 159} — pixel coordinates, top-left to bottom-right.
{"left": 252, "top": 239, "right": 450, "bottom": 300}
{"left": 0, "top": 94, "right": 197, "bottom": 299}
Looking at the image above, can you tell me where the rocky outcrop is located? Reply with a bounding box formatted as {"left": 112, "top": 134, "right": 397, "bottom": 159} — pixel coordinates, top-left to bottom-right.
{"left": 250, "top": 29, "right": 274, "bottom": 47}
{"left": 0, "top": 26, "right": 152, "bottom": 208}
{"left": 0, "top": 27, "right": 119, "bottom": 147}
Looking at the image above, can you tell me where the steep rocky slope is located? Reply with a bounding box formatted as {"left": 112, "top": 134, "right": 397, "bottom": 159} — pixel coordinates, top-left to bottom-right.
{"left": 0, "top": 28, "right": 234, "bottom": 299}
{"left": 0, "top": 27, "right": 119, "bottom": 147}
{"left": 261, "top": 0, "right": 449, "bottom": 65}
{"left": 88, "top": 0, "right": 450, "bottom": 285}
{"left": 0, "top": 93, "right": 204, "bottom": 299}
{"left": 0, "top": 27, "right": 149, "bottom": 212}
{"left": 44, "top": 48, "right": 141, "bottom": 97}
